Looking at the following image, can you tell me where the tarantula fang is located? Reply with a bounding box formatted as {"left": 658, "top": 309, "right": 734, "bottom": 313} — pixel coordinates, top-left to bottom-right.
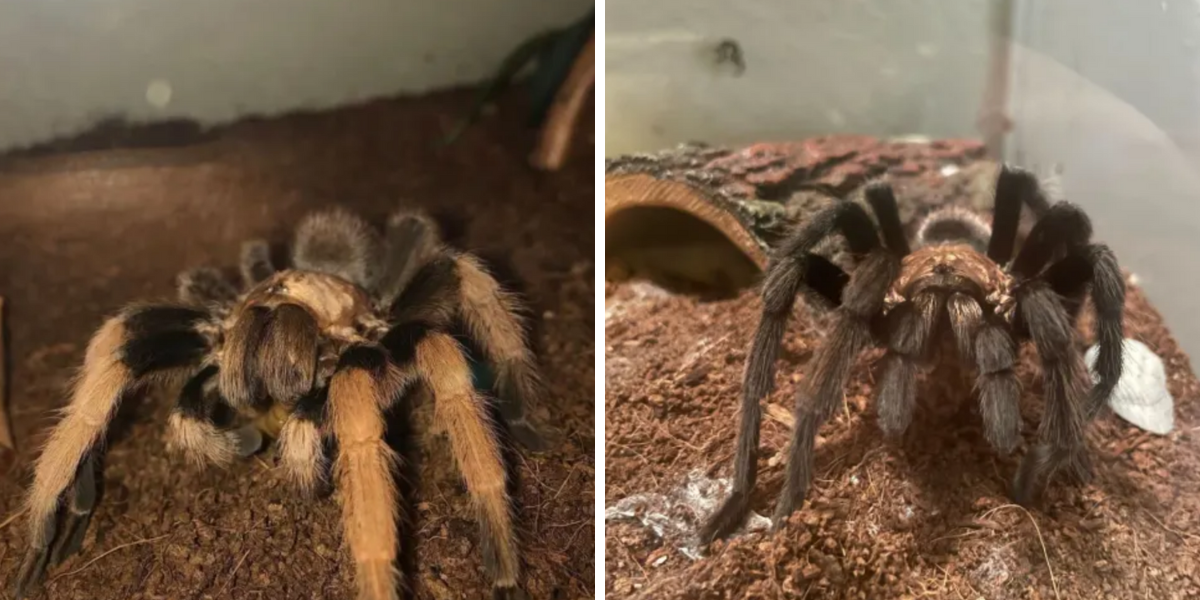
{"left": 701, "top": 166, "right": 1125, "bottom": 544}
{"left": 15, "top": 206, "right": 547, "bottom": 600}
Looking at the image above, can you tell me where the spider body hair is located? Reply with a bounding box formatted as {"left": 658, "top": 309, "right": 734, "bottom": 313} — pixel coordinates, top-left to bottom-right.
{"left": 702, "top": 169, "right": 1124, "bottom": 544}
{"left": 15, "top": 207, "right": 548, "bottom": 600}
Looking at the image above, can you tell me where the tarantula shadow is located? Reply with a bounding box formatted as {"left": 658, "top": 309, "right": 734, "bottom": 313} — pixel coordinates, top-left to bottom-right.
{"left": 14, "top": 206, "right": 550, "bottom": 600}
{"left": 701, "top": 166, "right": 1126, "bottom": 544}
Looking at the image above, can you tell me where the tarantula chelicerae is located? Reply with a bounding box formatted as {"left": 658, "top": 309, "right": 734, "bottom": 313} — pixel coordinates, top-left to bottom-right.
{"left": 701, "top": 166, "right": 1125, "bottom": 543}
{"left": 15, "top": 206, "right": 547, "bottom": 599}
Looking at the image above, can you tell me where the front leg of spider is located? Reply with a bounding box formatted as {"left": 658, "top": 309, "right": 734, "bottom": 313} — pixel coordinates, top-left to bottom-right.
{"left": 327, "top": 345, "right": 410, "bottom": 600}
{"left": 15, "top": 306, "right": 214, "bottom": 600}
{"left": 700, "top": 193, "right": 906, "bottom": 545}
{"left": 773, "top": 250, "right": 898, "bottom": 526}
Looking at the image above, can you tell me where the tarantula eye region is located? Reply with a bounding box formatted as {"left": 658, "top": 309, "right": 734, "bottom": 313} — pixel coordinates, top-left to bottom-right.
{"left": 903, "top": 273, "right": 987, "bottom": 302}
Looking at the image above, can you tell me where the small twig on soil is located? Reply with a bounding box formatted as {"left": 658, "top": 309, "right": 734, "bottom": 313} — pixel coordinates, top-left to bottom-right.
{"left": 983, "top": 504, "right": 1060, "bottom": 600}
{"left": 932, "top": 564, "right": 966, "bottom": 599}
{"left": 220, "top": 549, "right": 253, "bottom": 594}
{"left": 615, "top": 535, "right": 648, "bottom": 578}
{"left": 565, "top": 518, "right": 591, "bottom": 549}
{"left": 50, "top": 533, "right": 171, "bottom": 581}
{"left": 1145, "top": 511, "right": 1200, "bottom": 545}
{"left": 0, "top": 507, "right": 27, "bottom": 532}
{"left": 610, "top": 442, "right": 661, "bottom": 489}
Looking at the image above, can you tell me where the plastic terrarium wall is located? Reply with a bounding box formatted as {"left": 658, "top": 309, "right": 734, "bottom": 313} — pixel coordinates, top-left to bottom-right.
{"left": 606, "top": 0, "right": 1200, "bottom": 361}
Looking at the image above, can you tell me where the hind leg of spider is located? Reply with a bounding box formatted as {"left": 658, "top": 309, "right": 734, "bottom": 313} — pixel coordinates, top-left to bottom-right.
{"left": 377, "top": 209, "right": 443, "bottom": 307}
{"left": 1011, "top": 283, "right": 1092, "bottom": 506}
{"left": 772, "top": 250, "right": 898, "bottom": 528}
{"left": 948, "top": 293, "right": 1021, "bottom": 453}
{"left": 178, "top": 267, "right": 239, "bottom": 306}
{"left": 454, "top": 254, "right": 547, "bottom": 451}
{"left": 14, "top": 306, "right": 212, "bottom": 600}
{"left": 877, "top": 292, "right": 942, "bottom": 437}
{"left": 241, "top": 239, "right": 277, "bottom": 287}
{"left": 414, "top": 331, "right": 521, "bottom": 592}
{"left": 1044, "top": 245, "right": 1125, "bottom": 420}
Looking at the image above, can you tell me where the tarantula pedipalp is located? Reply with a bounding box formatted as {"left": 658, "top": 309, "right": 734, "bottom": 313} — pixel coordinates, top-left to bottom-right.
{"left": 15, "top": 206, "right": 546, "bottom": 600}
{"left": 702, "top": 166, "right": 1126, "bottom": 544}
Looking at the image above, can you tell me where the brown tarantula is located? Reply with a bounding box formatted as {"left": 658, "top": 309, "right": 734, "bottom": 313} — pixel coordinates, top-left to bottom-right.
{"left": 701, "top": 166, "right": 1125, "bottom": 543}
{"left": 15, "top": 206, "right": 546, "bottom": 599}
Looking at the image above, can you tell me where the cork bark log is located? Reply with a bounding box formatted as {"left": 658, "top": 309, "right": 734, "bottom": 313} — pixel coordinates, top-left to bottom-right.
{"left": 530, "top": 35, "right": 595, "bottom": 171}
{"left": 604, "top": 136, "right": 998, "bottom": 292}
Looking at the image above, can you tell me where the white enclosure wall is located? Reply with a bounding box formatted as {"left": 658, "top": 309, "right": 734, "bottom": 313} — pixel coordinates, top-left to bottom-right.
{"left": 606, "top": 0, "right": 996, "bottom": 155}
{"left": 0, "top": 0, "right": 591, "bottom": 151}
{"left": 606, "top": 0, "right": 1200, "bottom": 359}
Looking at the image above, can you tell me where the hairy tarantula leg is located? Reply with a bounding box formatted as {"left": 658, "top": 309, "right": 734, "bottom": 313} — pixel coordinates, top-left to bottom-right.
{"left": 988, "top": 166, "right": 1047, "bottom": 265}
{"left": 328, "top": 345, "right": 409, "bottom": 600}
{"left": 700, "top": 201, "right": 881, "bottom": 545}
{"left": 864, "top": 182, "right": 911, "bottom": 256}
{"left": 414, "top": 331, "right": 520, "bottom": 591}
{"left": 1082, "top": 244, "right": 1124, "bottom": 419}
{"left": 293, "top": 208, "right": 385, "bottom": 289}
{"left": 1011, "top": 199, "right": 1124, "bottom": 421}
{"left": 1011, "top": 201, "right": 1094, "bottom": 279}
{"left": 178, "top": 267, "right": 239, "bottom": 307}
{"left": 16, "top": 306, "right": 211, "bottom": 600}
{"left": 948, "top": 293, "right": 1021, "bottom": 454}
{"left": 279, "top": 385, "right": 330, "bottom": 495}
{"left": 877, "top": 292, "right": 942, "bottom": 436}
{"left": 377, "top": 209, "right": 442, "bottom": 306}
{"left": 454, "top": 253, "right": 548, "bottom": 451}
{"left": 47, "top": 450, "right": 98, "bottom": 566}
{"left": 1043, "top": 245, "right": 1126, "bottom": 420}
{"left": 1012, "top": 283, "right": 1092, "bottom": 505}
{"left": 240, "top": 239, "right": 276, "bottom": 287}
{"left": 168, "top": 366, "right": 243, "bottom": 466}
{"left": 773, "top": 250, "right": 899, "bottom": 529}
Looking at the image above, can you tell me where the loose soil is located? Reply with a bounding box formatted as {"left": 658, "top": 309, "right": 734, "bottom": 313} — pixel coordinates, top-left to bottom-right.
{"left": 0, "top": 88, "right": 595, "bottom": 600}
{"left": 605, "top": 206, "right": 1200, "bottom": 597}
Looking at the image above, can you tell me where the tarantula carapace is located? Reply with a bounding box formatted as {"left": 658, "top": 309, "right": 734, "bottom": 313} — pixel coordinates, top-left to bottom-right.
{"left": 15, "top": 206, "right": 546, "bottom": 599}
{"left": 701, "top": 166, "right": 1126, "bottom": 544}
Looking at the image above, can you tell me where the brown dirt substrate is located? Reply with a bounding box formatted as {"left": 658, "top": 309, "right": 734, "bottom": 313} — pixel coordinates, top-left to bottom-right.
{"left": 605, "top": 261, "right": 1200, "bottom": 596}
{"left": 0, "top": 88, "right": 594, "bottom": 599}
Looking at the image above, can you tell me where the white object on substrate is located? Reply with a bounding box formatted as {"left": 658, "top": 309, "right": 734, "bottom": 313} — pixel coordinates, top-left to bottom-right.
{"left": 1085, "top": 338, "right": 1174, "bottom": 435}
{"left": 604, "top": 469, "right": 770, "bottom": 560}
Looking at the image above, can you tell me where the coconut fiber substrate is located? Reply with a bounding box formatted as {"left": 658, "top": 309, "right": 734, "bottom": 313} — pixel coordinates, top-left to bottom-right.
{"left": 605, "top": 141, "right": 1200, "bottom": 599}
{"left": 0, "top": 88, "right": 595, "bottom": 599}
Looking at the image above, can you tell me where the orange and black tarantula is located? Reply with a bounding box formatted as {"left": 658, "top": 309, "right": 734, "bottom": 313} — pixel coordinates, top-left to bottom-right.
{"left": 702, "top": 166, "right": 1125, "bottom": 544}
{"left": 15, "top": 207, "right": 546, "bottom": 599}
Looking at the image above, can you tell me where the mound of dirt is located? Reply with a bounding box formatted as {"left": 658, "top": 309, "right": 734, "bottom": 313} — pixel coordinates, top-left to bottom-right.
{"left": 605, "top": 224, "right": 1200, "bottom": 597}
{"left": 0, "top": 87, "right": 594, "bottom": 599}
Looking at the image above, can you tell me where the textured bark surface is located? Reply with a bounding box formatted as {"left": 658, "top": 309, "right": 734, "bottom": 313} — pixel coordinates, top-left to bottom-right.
{"left": 605, "top": 136, "right": 991, "bottom": 269}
